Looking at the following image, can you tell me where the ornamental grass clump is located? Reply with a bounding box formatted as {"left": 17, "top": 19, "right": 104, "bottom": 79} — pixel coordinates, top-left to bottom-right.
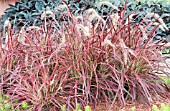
{"left": 0, "top": 2, "right": 169, "bottom": 111}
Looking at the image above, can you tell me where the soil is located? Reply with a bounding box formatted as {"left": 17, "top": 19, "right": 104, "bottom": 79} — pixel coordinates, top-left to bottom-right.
{"left": 94, "top": 97, "right": 170, "bottom": 111}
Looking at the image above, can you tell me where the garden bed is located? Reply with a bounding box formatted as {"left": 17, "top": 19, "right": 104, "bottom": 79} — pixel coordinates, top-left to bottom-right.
{"left": 96, "top": 97, "right": 170, "bottom": 111}
{"left": 0, "top": 0, "right": 170, "bottom": 111}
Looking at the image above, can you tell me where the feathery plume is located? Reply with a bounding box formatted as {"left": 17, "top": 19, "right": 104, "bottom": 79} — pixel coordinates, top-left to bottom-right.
{"left": 41, "top": 10, "right": 55, "bottom": 20}
{"left": 144, "top": 13, "right": 169, "bottom": 31}
{"left": 97, "top": 1, "right": 119, "bottom": 11}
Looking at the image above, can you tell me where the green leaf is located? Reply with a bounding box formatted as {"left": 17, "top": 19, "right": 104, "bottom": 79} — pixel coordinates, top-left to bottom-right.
{"left": 0, "top": 107, "right": 4, "bottom": 111}
{"left": 32, "top": 13, "right": 41, "bottom": 16}
{"left": 5, "top": 7, "right": 17, "bottom": 13}
{"left": 152, "top": 105, "right": 159, "bottom": 111}
{"left": 4, "top": 103, "right": 11, "bottom": 109}
{"left": 5, "top": 95, "right": 10, "bottom": 100}
{"left": 85, "top": 106, "right": 91, "bottom": 111}
{"left": 131, "top": 106, "right": 136, "bottom": 111}
{"left": 0, "top": 92, "right": 2, "bottom": 100}
{"left": 76, "top": 103, "right": 81, "bottom": 110}
{"left": 21, "top": 101, "right": 28, "bottom": 108}
{"left": 35, "top": 2, "right": 42, "bottom": 11}
{"left": 160, "top": 103, "right": 170, "bottom": 111}
{"left": 61, "top": 104, "right": 66, "bottom": 111}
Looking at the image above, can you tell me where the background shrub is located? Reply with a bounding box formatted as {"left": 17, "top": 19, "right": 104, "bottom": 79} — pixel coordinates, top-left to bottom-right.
{"left": 1, "top": 0, "right": 169, "bottom": 43}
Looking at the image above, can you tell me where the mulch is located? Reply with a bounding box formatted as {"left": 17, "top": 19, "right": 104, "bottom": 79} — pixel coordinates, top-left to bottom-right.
{"left": 94, "top": 97, "right": 170, "bottom": 111}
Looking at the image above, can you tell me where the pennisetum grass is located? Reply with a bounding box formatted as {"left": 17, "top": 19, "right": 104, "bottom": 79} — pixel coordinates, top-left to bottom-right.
{"left": 0, "top": 1, "right": 169, "bottom": 111}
